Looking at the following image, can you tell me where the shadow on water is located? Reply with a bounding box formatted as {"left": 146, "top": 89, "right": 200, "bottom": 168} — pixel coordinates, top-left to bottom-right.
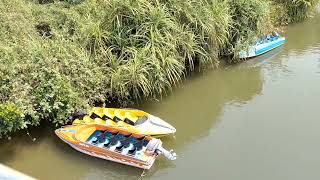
{"left": 0, "top": 123, "right": 54, "bottom": 162}
{"left": 138, "top": 64, "right": 264, "bottom": 152}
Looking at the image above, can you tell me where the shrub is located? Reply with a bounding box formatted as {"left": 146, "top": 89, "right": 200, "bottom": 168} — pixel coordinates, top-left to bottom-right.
{"left": 0, "top": 103, "right": 25, "bottom": 137}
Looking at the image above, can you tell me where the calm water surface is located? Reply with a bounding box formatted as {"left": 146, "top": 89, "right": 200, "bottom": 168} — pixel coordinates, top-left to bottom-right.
{"left": 1, "top": 14, "right": 320, "bottom": 180}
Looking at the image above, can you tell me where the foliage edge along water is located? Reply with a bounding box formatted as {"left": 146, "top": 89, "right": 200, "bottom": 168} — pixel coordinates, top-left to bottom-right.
{"left": 0, "top": 0, "right": 319, "bottom": 137}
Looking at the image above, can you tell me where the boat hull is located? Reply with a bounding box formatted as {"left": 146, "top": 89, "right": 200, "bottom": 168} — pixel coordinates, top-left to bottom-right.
{"left": 239, "top": 37, "right": 285, "bottom": 58}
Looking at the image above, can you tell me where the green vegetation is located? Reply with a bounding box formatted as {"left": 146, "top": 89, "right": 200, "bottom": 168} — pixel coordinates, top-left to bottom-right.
{"left": 0, "top": 0, "right": 319, "bottom": 137}
{"left": 225, "top": 0, "right": 270, "bottom": 58}
{"left": 271, "top": 0, "right": 319, "bottom": 25}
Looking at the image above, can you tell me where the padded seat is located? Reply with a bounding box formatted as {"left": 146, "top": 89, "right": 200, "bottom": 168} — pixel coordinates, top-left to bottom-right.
{"left": 128, "top": 139, "right": 149, "bottom": 156}
{"left": 83, "top": 116, "right": 94, "bottom": 124}
{"left": 87, "top": 130, "right": 103, "bottom": 143}
{"left": 103, "top": 108, "right": 115, "bottom": 120}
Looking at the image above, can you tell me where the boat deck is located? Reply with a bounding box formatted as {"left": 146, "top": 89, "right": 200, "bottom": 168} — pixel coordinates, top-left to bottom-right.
{"left": 85, "top": 130, "right": 149, "bottom": 158}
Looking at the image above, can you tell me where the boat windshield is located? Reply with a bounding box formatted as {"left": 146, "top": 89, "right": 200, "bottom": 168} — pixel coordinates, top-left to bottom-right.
{"left": 134, "top": 116, "right": 148, "bottom": 126}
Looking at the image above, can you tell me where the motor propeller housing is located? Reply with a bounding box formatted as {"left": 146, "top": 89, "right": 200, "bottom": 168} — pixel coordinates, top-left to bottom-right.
{"left": 146, "top": 139, "right": 177, "bottom": 160}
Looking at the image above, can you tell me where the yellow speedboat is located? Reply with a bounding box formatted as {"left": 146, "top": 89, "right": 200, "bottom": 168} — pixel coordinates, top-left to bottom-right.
{"left": 73, "top": 107, "right": 176, "bottom": 137}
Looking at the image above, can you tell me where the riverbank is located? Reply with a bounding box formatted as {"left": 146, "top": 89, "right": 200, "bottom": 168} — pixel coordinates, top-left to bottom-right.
{"left": 2, "top": 12, "right": 320, "bottom": 178}
{"left": 0, "top": 0, "right": 319, "bottom": 137}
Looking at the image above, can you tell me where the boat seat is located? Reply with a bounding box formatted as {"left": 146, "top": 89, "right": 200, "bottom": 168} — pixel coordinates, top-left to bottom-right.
{"left": 101, "top": 115, "right": 109, "bottom": 120}
{"left": 105, "top": 114, "right": 114, "bottom": 120}
{"left": 91, "top": 107, "right": 105, "bottom": 117}
{"left": 132, "top": 147, "right": 145, "bottom": 158}
{"left": 105, "top": 119, "right": 117, "bottom": 126}
{"left": 134, "top": 143, "right": 144, "bottom": 151}
{"left": 107, "top": 134, "right": 124, "bottom": 147}
{"left": 103, "top": 135, "right": 116, "bottom": 147}
{"left": 137, "top": 136, "right": 145, "bottom": 141}
{"left": 87, "top": 130, "right": 103, "bottom": 143}
{"left": 109, "top": 141, "right": 122, "bottom": 151}
{"left": 83, "top": 116, "right": 94, "bottom": 124}
{"left": 103, "top": 142, "right": 111, "bottom": 147}
{"left": 115, "top": 137, "right": 135, "bottom": 151}
{"left": 94, "top": 118, "right": 105, "bottom": 124}
{"left": 105, "top": 140, "right": 118, "bottom": 148}
{"left": 125, "top": 112, "right": 139, "bottom": 122}
{"left": 96, "top": 132, "right": 113, "bottom": 147}
{"left": 101, "top": 132, "right": 118, "bottom": 147}
{"left": 121, "top": 143, "right": 135, "bottom": 155}
{"left": 112, "top": 116, "right": 121, "bottom": 123}
{"left": 128, "top": 148, "right": 136, "bottom": 155}
{"left": 130, "top": 139, "right": 149, "bottom": 153}
{"left": 114, "top": 110, "right": 126, "bottom": 121}
{"left": 97, "top": 132, "right": 113, "bottom": 143}
{"left": 106, "top": 134, "right": 130, "bottom": 150}
{"left": 124, "top": 118, "right": 135, "bottom": 126}
{"left": 128, "top": 136, "right": 139, "bottom": 143}
{"left": 117, "top": 121, "right": 129, "bottom": 127}
{"left": 90, "top": 112, "right": 101, "bottom": 119}
{"left": 115, "top": 143, "right": 127, "bottom": 151}
{"left": 103, "top": 108, "right": 115, "bottom": 119}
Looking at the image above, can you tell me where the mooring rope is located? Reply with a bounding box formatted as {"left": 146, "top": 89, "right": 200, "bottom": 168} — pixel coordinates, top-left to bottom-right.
{"left": 139, "top": 168, "right": 147, "bottom": 179}
{"left": 26, "top": 130, "right": 36, "bottom": 142}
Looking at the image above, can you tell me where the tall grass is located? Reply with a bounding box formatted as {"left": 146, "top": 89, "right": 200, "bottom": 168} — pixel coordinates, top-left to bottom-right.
{"left": 271, "top": 0, "right": 320, "bottom": 25}
{"left": 0, "top": 0, "right": 318, "bottom": 136}
{"left": 225, "top": 0, "right": 271, "bottom": 60}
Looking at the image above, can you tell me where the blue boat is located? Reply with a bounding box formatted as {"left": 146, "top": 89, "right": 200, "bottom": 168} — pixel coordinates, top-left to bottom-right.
{"left": 239, "top": 32, "right": 285, "bottom": 59}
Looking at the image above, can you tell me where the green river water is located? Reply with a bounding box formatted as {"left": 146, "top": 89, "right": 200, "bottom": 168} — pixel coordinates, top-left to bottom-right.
{"left": 1, "top": 13, "right": 320, "bottom": 180}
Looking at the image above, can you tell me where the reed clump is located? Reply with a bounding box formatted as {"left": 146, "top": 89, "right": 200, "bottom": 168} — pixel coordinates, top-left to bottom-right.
{"left": 0, "top": 0, "right": 318, "bottom": 136}
{"left": 271, "top": 0, "right": 320, "bottom": 25}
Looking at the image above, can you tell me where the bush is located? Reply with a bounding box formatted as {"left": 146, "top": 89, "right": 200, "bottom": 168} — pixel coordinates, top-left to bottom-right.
{"left": 0, "top": 103, "right": 25, "bottom": 137}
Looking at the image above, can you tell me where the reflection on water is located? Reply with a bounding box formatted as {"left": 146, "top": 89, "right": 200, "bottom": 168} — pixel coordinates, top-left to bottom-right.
{"left": 1, "top": 13, "right": 320, "bottom": 180}
{"left": 139, "top": 66, "right": 263, "bottom": 147}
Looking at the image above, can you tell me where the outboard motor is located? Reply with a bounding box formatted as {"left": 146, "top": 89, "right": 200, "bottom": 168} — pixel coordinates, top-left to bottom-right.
{"left": 146, "top": 139, "right": 177, "bottom": 160}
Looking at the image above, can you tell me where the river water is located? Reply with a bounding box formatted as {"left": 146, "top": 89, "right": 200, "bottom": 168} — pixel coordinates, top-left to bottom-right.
{"left": 1, "top": 14, "right": 320, "bottom": 180}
